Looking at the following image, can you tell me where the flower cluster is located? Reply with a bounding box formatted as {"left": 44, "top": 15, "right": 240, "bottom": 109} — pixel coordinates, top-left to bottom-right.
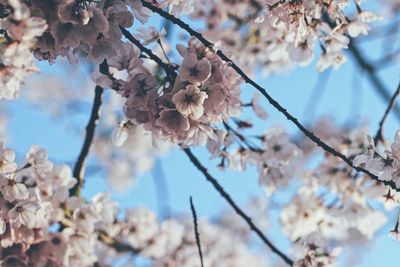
{"left": 0, "top": 0, "right": 47, "bottom": 99}
{"left": 0, "top": 0, "right": 399, "bottom": 265}
{"left": 354, "top": 130, "right": 400, "bottom": 188}
{"left": 168, "top": 0, "right": 381, "bottom": 74}
{"left": 116, "top": 208, "right": 268, "bottom": 266}
{"left": 0, "top": 0, "right": 141, "bottom": 99}
{"left": 207, "top": 125, "right": 303, "bottom": 194}
{"left": 255, "top": 0, "right": 380, "bottom": 71}
{"left": 0, "top": 141, "right": 272, "bottom": 266}
{"left": 101, "top": 37, "right": 244, "bottom": 146}
{"left": 205, "top": 115, "right": 399, "bottom": 254}
{"left": 293, "top": 234, "right": 342, "bottom": 267}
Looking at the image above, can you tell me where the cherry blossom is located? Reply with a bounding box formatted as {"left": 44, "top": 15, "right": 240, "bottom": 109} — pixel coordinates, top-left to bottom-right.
{"left": 172, "top": 84, "right": 208, "bottom": 119}
{"left": 0, "top": 0, "right": 399, "bottom": 266}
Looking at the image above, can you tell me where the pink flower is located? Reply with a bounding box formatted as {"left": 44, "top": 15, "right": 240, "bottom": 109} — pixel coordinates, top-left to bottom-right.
{"left": 124, "top": 73, "right": 157, "bottom": 109}
{"left": 172, "top": 85, "right": 208, "bottom": 119}
{"left": 126, "top": 0, "right": 152, "bottom": 23}
{"left": 1, "top": 256, "right": 28, "bottom": 267}
{"left": 51, "top": 6, "right": 109, "bottom": 50}
{"left": 89, "top": 37, "right": 119, "bottom": 64}
{"left": 120, "top": 207, "right": 159, "bottom": 248}
{"left": 156, "top": 109, "right": 190, "bottom": 134}
{"left": 135, "top": 26, "right": 167, "bottom": 45}
{"left": 179, "top": 53, "right": 211, "bottom": 85}
{"left": 57, "top": 0, "right": 92, "bottom": 25}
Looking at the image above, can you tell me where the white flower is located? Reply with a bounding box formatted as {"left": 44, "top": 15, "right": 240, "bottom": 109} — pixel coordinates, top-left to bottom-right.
{"left": 0, "top": 217, "right": 5, "bottom": 235}
{"left": 317, "top": 52, "right": 347, "bottom": 72}
{"left": 34, "top": 202, "right": 52, "bottom": 228}
{"left": 353, "top": 135, "right": 375, "bottom": 167}
{"left": 391, "top": 129, "right": 400, "bottom": 160}
{"left": 251, "top": 94, "right": 268, "bottom": 120}
{"left": 8, "top": 201, "right": 40, "bottom": 228}
{"left": 92, "top": 193, "right": 118, "bottom": 226}
{"left": 367, "top": 154, "right": 396, "bottom": 181}
{"left": 0, "top": 143, "right": 17, "bottom": 173}
{"left": 159, "top": 0, "right": 195, "bottom": 16}
{"left": 72, "top": 205, "right": 100, "bottom": 234}
{"left": 111, "top": 121, "right": 129, "bottom": 147}
{"left": 26, "top": 144, "right": 53, "bottom": 176}
{"left": 287, "top": 38, "right": 314, "bottom": 66}
{"left": 0, "top": 174, "right": 29, "bottom": 202}
{"left": 121, "top": 207, "right": 159, "bottom": 248}
{"left": 346, "top": 20, "right": 369, "bottom": 38}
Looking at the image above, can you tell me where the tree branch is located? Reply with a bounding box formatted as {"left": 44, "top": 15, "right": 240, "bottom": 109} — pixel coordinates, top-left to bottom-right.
{"left": 374, "top": 80, "right": 400, "bottom": 144}
{"left": 98, "top": 231, "right": 140, "bottom": 254}
{"left": 189, "top": 196, "right": 204, "bottom": 267}
{"left": 183, "top": 148, "right": 294, "bottom": 266}
{"left": 348, "top": 41, "right": 400, "bottom": 123}
{"left": 120, "top": 26, "right": 177, "bottom": 81}
{"left": 143, "top": 1, "right": 400, "bottom": 191}
{"left": 70, "top": 62, "right": 107, "bottom": 196}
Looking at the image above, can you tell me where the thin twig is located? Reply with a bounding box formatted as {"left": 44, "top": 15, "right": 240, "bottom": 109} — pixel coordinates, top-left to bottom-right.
{"left": 120, "top": 26, "right": 176, "bottom": 81}
{"left": 190, "top": 196, "right": 204, "bottom": 267}
{"left": 143, "top": 1, "right": 400, "bottom": 191}
{"left": 183, "top": 148, "right": 294, "bottom": 266}
{"left": 158, "top": 39, "right": 172, "bottom": 65}
{"left": 70, "top": 62, "right": 107, "bottom": 196}
{"left": 98, "top": 231, "right": 140, "bottom": 254}
{"left": 223, "top": 121, "right": 262, "bottom": 152}
{"left": 374, "top": 80, "right": 400, "bottom": 144}
{"left": 302, "top": 70, "right": 331, "bottom": 125}
{"left": 348, "top": 41, "right": 400, "bottom": 123}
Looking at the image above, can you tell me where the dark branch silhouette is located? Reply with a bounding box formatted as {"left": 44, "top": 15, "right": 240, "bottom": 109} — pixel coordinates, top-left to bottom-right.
{"left": 374, "top": 80, "right": 400, "bottom": 144}
{"left": 190, "top": 196, "right": 204, "bottom": 267}
{"left": 183, "top": 148, "right": 294, "bottom": 266}
{"left": 120, "top": 26, "right": 177, "bottom": 81}
{"left": 70, "top": 62, "right": 107, "bottom": 196}
{"left": 98, "top": 231, "right": 140, "bottom": 254}
{"left": 142, "top": 0, "right": 400, "bottom": 191}
{"left": 348, "top": 41, "right": 400, "bottom": 123}
{"left": 302, "top": 70, "right": 331, "bottom": 125}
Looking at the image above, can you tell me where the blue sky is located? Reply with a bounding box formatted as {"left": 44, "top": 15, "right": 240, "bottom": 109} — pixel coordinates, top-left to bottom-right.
{"left": 3, "top": 8, "right": 400, "bottom": 266}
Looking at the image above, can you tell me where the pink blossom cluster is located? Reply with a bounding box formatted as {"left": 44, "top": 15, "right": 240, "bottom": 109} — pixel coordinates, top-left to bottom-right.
{"left": 0, "top": 0, "right": 47, "bottom": 99}
{"left": 101, "top": 37, "right": 244, "bottom": 146}
{"left": 354, "top": 130, "right": 400, "bottom": 189}
{"left": 206, "top": 116, "right": 400, "bottom": 251}
{"left": 169, "top": 0, "right": 380, "bottom": 73}
{"left": 207, "top": 125, "right": 303, "bottom": 194}
{"left": 116, "top": 208, "right": 269, "bottom": 267}
{"left": 0, "top": 0, "right": 399, "bottom": 265}
{"left": 0, "top": 142, "right": 274, "bottom": 267}
{"left": 0, "top": 0, "right": 379, "bottom": 146}
{"left": 0, "top": 0, "right": 144, "bottom": 99}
